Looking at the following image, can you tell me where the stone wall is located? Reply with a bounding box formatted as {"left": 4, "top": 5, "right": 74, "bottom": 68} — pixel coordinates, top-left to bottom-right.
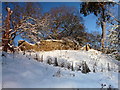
{"left": 18, "top": 39, "right": 79, "bottom": 51}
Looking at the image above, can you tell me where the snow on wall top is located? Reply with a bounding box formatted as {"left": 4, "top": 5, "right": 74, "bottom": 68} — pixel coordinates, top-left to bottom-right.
{"left": 40, "top": 39, "right": 63, "bottom": 42}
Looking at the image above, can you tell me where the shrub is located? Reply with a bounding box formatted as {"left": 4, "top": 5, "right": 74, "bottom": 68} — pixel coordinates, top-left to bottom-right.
{"left": 54, "top": 57, "right": 58, "bottom": 66}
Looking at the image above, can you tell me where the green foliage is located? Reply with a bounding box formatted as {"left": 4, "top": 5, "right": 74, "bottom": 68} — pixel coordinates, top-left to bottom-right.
{"left": 80, "top": 2, "right": 116, "bottom": 49}
{"left": 80, "top": 2, "right": 114, "bottom": 19}
{"left": 115, "top": 55, "right": 120, "bottom": 61}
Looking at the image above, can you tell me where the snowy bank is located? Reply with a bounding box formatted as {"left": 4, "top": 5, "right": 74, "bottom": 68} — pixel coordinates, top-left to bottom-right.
{"left": 2, "top": 50, "right": 119, "bottom": 88}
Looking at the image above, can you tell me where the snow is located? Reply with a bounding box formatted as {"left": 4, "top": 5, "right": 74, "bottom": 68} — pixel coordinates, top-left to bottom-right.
{"left": 41, "top": 39, "right": 63, "bottom": 42}
{"left": 32, "top": 50, "right": 119, "bottom": 73}
{"left": 1, "top": 49, "right": 119, "bottom": 88}
{"left": 0, "top": 47, "right": 2, "bottom": 51}
{"left": 0, "top": 51, "right": 2, "bottom": 90}
{"left": 18, "top": 40, "right": 35, "bottom": 46}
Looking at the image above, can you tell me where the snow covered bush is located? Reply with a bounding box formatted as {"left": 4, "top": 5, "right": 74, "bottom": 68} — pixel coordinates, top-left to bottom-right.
{"left": 47, "top": 57, "right": 52, "bottom": 65}
{"left": 106, "top": 25, "right": 120, "bottom": 61}
{"left": 81, "top": 61, "right": 91, "bottom": 74}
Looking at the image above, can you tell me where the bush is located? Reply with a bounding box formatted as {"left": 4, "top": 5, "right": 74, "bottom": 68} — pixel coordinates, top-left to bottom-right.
{"left": 81, "top": 61, "right": 91, "bottom": 74}
{"left": 60, "top": 62, "right": 65, "bottom": 68}
{"left": 67, "top": 62, "right": 71, "bottom": 70}
{"left": 54, "top": 57, "right": 58, "bottom": 66}
{"left": 40, "top": 55, "right": 43, "bottom": 62}
{"left": 47, "top": 57, "right": 52, "bottom": 65}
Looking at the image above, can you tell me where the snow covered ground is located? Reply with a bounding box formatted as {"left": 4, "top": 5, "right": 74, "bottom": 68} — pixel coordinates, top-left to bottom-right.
{"left": 29, "top": 50, "right": 119, "bottom": 73}
{"left": 1, "top": 50, "right": 120, "bottom": 88}
{"left": 0, "top": 51, "right": 2, "bottom": 90}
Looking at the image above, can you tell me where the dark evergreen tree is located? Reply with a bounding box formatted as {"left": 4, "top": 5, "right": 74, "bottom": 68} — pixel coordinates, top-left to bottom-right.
{"left": 80, "top": 2, "right": 115, "bottom": 50}
{"left": 40, "top": 55, "right": 43, "bottom": 62}
{"left": 107, "top": 63, "right": 110, "bottom": 71}
{"left": 54, "top": 57, "right": 58, "bottom": 66}
{"left": 71, "top": 62, "right": 74, "bottom": 71}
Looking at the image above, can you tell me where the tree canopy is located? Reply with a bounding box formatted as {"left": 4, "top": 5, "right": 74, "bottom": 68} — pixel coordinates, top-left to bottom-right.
{"left": 80, "top": 2, "right": 116, "bottom": 50}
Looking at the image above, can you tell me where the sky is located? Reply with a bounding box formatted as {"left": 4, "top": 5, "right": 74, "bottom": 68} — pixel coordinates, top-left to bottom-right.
{"left": 0, "top": 2, "right": 1, "bottom": 26}
{"left": 0, "top": 0, "right": 119, "bottom": 2}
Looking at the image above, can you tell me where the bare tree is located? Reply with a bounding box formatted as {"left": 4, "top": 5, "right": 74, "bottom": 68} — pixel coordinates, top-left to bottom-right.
{"left": 20, "top": 6, "right": 86, "bottom": 45}
{"left": 2, "top": 7, "right": 14, "bottom": 52}
{"left": 44, "top": 6, "right": 86, "bottom": 45}
{"left": 2, "top": 2, "right": 43, "bottom": 45}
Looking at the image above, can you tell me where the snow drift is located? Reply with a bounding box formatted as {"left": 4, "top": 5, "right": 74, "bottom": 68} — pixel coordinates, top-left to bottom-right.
{"left": 2, "top": 49, "right": 120, "bottom": 88}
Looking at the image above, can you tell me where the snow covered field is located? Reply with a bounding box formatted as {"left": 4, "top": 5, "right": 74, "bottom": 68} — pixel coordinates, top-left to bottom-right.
{"left": 1, "top": 50, "right": 120, "bottom": 88}
{"left": 0, "top": 50, "right": 2, "bottom": 90}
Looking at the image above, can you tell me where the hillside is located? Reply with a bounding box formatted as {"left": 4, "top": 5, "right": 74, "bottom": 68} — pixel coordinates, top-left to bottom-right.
{"left": 2, "top": 49, "right": 120, "bottom": 88}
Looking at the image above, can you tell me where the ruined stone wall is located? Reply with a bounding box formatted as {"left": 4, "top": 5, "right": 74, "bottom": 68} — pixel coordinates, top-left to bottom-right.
{"left": 18, "top": 40, "right": 79, "bottom": 51}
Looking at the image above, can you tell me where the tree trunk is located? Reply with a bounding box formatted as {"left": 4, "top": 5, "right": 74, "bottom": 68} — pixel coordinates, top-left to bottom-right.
{"left": 2, "top": 7, "right": 13, "bottom": 52}
{"left": 101, "top": 21, "right": 106, "bottom": 50}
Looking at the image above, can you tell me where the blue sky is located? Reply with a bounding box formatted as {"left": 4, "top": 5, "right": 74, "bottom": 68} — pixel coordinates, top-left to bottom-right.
{"left": 0, "top": 2, "right": 1, "bottom": 26}
{"left": 0, "top": 0, "right": 119, "bottom": 2}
